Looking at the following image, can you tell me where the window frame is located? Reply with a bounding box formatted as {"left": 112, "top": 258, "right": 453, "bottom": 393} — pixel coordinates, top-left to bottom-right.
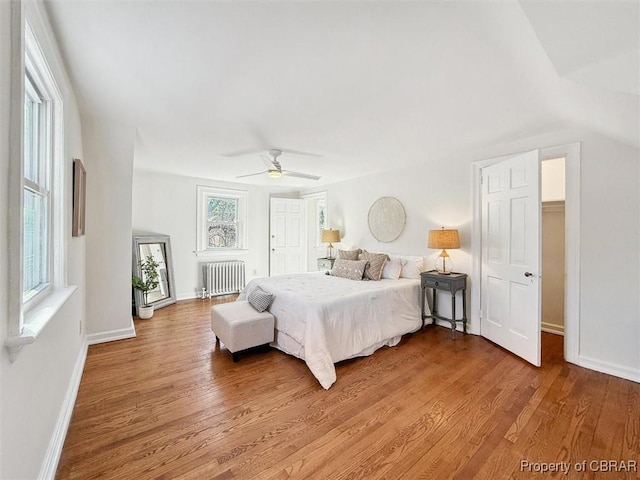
{"left": 5, "top": 9, "right": 75, "bottom": 362}
{"left": 196, "top": 185, "right": 249, "bottom": 255}
{"left": 303, "top": 191, "right": 328, "bottom": 248}
{"left": 22, "top": 70, "right": 52, "bottom": 309}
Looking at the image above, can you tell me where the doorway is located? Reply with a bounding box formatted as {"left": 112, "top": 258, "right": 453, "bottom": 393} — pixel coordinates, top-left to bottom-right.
{"left": 541, "top": 157, "right": 566, "bottom": 339}
{"left": 471, "top": 143, "right": 581, "bottom": 365}
{"left": 269, "top": 197, "right": 306, "bottom": 276}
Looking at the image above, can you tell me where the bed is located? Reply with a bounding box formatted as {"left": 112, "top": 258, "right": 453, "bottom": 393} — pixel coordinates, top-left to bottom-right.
{"left": 237, "top": 272, "right": 422, "bottom": 389}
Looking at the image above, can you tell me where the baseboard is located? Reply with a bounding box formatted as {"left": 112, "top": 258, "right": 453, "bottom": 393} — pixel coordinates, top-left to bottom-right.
{"left": 541, "top": 321, "right": 564, "bottom": 336}
{"left": 177, "top": 292, "right": 239, "bottom": 301}
{"left": 177, "top": 292, "right": 199, "bottom": 301}
{"left": 433, "top": 319, "right": 466, "bottom": 333}
{"left": 579, "top": 355, "right": 640, "bottom": 384}
{"left": 86, "top": 319, "right": 136, "bottom": 345}
{"left": 38, "top": 340, "right": 88, "bottom": 480}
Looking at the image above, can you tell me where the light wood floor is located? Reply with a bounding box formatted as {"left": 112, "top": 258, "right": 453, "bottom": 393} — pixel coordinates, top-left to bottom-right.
{"left": 56, "top": 298, "right": 639, "bottom": 479}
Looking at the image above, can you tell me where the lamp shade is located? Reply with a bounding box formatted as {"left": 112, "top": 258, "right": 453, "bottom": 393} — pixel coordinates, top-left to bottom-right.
{"left": 428, "top": 228, "right": 460, "bottom": 250}
{"left": 321, "top": 229, "right": 341, "bottom": 244}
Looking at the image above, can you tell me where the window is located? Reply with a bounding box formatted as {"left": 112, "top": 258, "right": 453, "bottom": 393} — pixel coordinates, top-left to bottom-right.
{"left": 196, "top": 186, "right": 248, "bottom": 253}
{"left": 303, "top": 191, "right": 328, "bottom": 247}
{"left": 5, "top": 15, "right": 74, "bottom": 360}
{"left": 316, "top": 196, "right": 327, "bottom": 246}
{"left": 23, "top": 72, "right": 52, "bottom": 305}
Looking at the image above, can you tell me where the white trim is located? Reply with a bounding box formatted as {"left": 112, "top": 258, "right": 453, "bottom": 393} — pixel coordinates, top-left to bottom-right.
{"left": 7, "top": 0, "right": 25, "bottom": 340}
{"left": 177, "top": 292, "right": 199, "bottom": 301}
{"left": 195, "top": 185, "right": 248, "bottom": 254}
{"left": 541, "top": 143, "right": 581, "bottom": 364}
{"left": 86, "top": 321, "right": 136, "bottom": 345}
{"left": 5, "top": 286, "right": 77, "bottom": 361}
{"left": 578, "top": 355, "right": 640, "bottom": 384}
{"left": 302, "top": 190, "right": 328, "bottom": 248}
{"left": 471, "top": 143, "right": 581, "bottom": 364}
{"left": 193, "top": 249, "right": 249, "bottom": 258}
{"left": 6, "top": 9, "right": 73, "bottom": 361}
{"left": 38, "top": 340, "right": 88, "bottom": 480}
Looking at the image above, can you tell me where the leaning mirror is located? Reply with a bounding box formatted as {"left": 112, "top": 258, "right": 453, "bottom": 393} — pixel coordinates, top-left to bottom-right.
{"left": 132, "top": 234, "right": 177, "bottom": 312}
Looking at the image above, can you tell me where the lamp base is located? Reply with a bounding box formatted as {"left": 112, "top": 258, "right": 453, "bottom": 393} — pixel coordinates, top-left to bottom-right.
{"left": 327, "top": 245, "right": 335, "bottom": 260}
{"left": 434, "top": 255, "right": 454, "bottom": 275}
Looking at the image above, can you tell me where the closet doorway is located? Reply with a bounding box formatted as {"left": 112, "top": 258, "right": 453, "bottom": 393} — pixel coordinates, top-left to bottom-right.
{"left": 541, "top": 158, "right": 566, "bottom": 340}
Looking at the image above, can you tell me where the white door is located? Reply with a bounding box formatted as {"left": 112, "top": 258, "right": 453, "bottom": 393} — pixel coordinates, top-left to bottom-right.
{"left": 270, "top": 198, "right": 306, "bottom": 276}
{"left": 481, "top": 150, "right": 541, "bottom": 366}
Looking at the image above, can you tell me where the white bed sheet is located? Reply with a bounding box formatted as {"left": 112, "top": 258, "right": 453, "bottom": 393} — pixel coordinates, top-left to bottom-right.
{"left": 238, "top": 272, "right": 421, "bottom": 389}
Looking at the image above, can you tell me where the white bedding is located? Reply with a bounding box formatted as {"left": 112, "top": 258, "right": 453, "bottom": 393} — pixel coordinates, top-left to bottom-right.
{"left": 237, "top": 272, "right": 422, "bottom": 389}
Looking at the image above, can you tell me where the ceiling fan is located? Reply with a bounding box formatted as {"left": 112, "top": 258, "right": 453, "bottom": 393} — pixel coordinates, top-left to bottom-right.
{"left": 236, "top": 149, "right": 321, "bottom": 181}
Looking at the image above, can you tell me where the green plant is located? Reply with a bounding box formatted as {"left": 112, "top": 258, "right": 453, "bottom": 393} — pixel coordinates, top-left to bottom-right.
{"left": 132, "top": 255, "right": 160, "bottom": 306}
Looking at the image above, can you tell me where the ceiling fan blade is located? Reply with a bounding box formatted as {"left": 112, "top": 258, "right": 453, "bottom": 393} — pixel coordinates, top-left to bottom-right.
{"left": 259, "top": 155, "right": 275, "bottom": 168}
{"left": 236, "top": 170, "right": 267, "bottom": 179}
{"left": 278, "top": 148, "right": 323, "bottom": 158}
{"left": 222, "top": 147, "right": 322, "bottom": 158}
{"left": 282, "top": 170, "right": 321, "bottom": 180}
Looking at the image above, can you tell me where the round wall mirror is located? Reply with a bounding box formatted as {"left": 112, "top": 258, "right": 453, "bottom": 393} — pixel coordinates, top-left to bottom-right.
{"left": 367, "top": 196, "right": 406, "bottom": 242}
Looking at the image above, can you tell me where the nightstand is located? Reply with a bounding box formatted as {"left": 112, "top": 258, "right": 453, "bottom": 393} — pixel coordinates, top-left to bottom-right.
{"left": 317, "top": 257, "right": 336, "bottom": 271}
{"left": 420, "top": 270, "right": 467, "bottom": 339}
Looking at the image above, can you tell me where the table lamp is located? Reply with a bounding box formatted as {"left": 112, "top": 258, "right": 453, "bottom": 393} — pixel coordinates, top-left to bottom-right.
{"left": 428, "top": 227, "right": 460, "bottom": 274}
{"left": 321, "top": 228, "right": 341, "bottom": 259}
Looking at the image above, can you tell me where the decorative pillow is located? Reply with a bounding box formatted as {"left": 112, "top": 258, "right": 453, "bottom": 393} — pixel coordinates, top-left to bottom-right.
{"left": 330, "top": 259, "right": 368, "bottom": 281}
{"left": 396, "top": 255, "right": 424, "bottom": 279}
{"left": 359, "top": 251, "right": 390, "bottom": 281}
{"left": 382, "top": 256, "right": 406, "bottom": 280}
{"left": 338, "top": 249, "right": 361, "bottom": 260}
{"left": 247, "top": 287, "right": 273, "bottom": 312}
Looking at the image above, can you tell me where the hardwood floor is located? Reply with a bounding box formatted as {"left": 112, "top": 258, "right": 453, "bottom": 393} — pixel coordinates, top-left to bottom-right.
{"left": 56, "top": 298, "right": 639, "bottom": 479}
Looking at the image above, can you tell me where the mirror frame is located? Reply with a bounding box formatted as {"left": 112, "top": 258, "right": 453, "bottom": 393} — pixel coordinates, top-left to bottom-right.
{"left": 132, "top": 234, "right": 177, "bottom": 311}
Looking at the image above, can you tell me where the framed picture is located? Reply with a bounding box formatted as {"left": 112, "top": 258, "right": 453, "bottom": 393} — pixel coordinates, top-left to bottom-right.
{"left": 72, "top": 158, "right": 86, "bottom": 236}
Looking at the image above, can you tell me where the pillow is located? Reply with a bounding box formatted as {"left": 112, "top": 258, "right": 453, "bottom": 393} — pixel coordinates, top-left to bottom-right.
{"left": 381, "top": 256, "right": 406, "bottom": 280}
{"left": 338, "top": 249, "right": 361, "bottom": 260}
{"left": 359, "top": 251, "right": 390, "bottom": 281}
{"left": 247, "top": 287, "right": 273, "bottom": 312}
{"left": 396, "top": 255, "right": 424, "bottom": 279}
{"left": 330, "top": 259, "right": 368, "bottom": 281}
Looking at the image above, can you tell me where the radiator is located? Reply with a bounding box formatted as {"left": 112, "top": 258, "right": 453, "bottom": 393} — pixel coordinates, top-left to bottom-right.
{"left": 203, "top": 261, "right": 246, "bottom": 298}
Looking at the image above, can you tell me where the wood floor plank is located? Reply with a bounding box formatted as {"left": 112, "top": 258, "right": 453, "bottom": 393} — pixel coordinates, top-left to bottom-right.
{"left": 56, "top": 299, "right": 640, "bottom": 480}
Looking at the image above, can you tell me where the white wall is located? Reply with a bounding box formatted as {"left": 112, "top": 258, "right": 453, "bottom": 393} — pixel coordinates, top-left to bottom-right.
{"left": 308, "top": 128, "right": 639, "bottom": 382}
{"left": 542, "top": 157, "right": 565, "bottom": 202}
{"left": 578, "top": 135, "right": 639, "bottom": 378}
{"left": 304, "top": 156, "right": 472, "bottom": 325}
{"left": 84, "top": 117, "right": 136, "bottom": 342}
{"left": 132, "top": 170, "right": 283, "bottom": 299}
{"left": 1, "top": 2, "right": 87, "bottom": 478}
{"left": 541, "top": 202, "right": 565, "bottom": 334}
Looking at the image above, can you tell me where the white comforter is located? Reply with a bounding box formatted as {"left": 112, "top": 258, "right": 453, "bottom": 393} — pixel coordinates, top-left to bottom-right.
{"left": 238, "top": 272, "right": 421, "bottom": 389}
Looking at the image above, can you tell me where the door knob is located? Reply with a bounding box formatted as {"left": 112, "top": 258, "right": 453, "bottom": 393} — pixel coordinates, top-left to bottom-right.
{"left": 524, "top": 272, "right": 533, "bottom": 277}
{"left": 271, "top": 248, "right": 275, "bottom": 252}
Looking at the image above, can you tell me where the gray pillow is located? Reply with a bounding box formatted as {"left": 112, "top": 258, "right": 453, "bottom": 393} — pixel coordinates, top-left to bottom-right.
{"left": 247, "top": 287, "right": 273, "bottom": 312}
{"left": 359, "top": 251, "right": 390, "bottom": 281}
{"left": 330, "top": 259, "right": 368, "bottom": 281}
{"left": 338, "top": 249, "right": 361, "bottom": 260}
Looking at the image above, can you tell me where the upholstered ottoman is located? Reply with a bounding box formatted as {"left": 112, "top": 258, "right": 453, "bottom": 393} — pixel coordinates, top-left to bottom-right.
{"left": 211, "top": 301, "right": 274, "bottom": 362}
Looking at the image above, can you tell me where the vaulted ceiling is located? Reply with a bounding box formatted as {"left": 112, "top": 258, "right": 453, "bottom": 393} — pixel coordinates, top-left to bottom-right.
{"left": 46, "top": 1, "right": 639, "bottom": 187}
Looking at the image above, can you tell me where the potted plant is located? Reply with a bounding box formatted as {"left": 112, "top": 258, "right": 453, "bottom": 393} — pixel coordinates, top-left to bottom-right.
{"left": 132, "top": 255, "right": 160, "bottom": 319}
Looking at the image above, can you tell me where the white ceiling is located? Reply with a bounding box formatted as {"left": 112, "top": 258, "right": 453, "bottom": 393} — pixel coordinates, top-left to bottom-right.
{"left": 45, "top": 1, "right": 639, "bottom": 188}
